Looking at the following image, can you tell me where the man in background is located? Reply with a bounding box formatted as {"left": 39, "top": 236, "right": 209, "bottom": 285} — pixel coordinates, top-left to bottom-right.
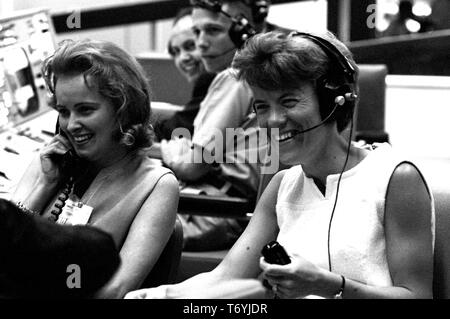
{"left": 154, "top": 7, "right": 215, "bottom": 141}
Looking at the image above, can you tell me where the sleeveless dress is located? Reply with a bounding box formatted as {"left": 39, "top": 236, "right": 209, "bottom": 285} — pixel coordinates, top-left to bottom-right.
{"left": 275, "top": 143, "right": 435, "bottom": 291}
{"left": 40, "top": 151, "right": 174, "bottom": 248}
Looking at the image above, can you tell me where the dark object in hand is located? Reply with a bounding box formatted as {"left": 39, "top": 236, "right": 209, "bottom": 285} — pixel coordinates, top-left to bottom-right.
{"left": 261, "top": 241, "right": 291, "bottom": 265}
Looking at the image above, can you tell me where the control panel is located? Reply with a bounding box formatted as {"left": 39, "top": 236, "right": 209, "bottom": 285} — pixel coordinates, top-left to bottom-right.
{"left": 0, "top": 9, "right": 57, "bottom": 199}
{"left": 0, "top": 8, "right": 56, "bottom": 131}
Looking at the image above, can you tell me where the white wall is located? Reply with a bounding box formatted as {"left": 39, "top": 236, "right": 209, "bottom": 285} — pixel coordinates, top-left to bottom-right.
{"left": 54, "top": 23, "right": 153, "bottom": 54}
{"left": 385, "top": 75, "right": 450, "bottom": 159}
{"left": 267, "top": 0, "right": 328, "bottom": 32}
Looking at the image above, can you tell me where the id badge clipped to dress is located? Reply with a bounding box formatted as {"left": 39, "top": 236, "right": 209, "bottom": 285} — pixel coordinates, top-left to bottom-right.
{"left": 56, "top": 199, "right": 93, "bottom": 225}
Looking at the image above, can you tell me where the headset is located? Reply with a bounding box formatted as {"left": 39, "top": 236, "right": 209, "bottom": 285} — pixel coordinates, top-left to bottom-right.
{"left": 190, "top": 0, "right": 258, "bottom": 48}
{"left": 289, "top": 31, "right": 358, "bottom": 133}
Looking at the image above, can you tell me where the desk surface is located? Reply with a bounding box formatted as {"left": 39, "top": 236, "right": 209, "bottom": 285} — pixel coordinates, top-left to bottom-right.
{"left": 178, "top": 192, "right": 254, "bottom": 218}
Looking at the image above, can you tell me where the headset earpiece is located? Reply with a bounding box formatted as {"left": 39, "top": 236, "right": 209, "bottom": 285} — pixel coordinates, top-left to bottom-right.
{"left": 290, "top": 31, "right": 357, "bottom": 127}
{"left": 334, "top": 93, "right": 357, "bottom": 105}
{"left": 321, "top": 79, "right": 357, "bottom": 110}
{"left": 228, "top": 14, "right": 257, "bottom": 48}
{"left": 334, "top": 96, "right": 346, "bottom": 106}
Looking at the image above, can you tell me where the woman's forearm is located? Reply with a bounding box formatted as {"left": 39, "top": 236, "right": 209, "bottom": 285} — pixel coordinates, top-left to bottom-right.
{"left": 165, "top": 271, "right": 223, "bottom": 298}
{"left": 315, "top": 269, "right": 431, "bottom": 299}
{"left": 17, "top": 177, "right": 59, "bottom": 214}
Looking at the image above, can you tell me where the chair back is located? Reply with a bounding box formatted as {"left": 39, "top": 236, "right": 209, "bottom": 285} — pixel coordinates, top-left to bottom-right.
{"left": 433, "top": 184, "right": 450, "bottom": 299}
{"left": 355, "top": 64, "right": 389, "bottom": 143}
{"left": 418, "top": 159, "right": 450, "bottom": 299}
{"left": 136, "top": 52, "right": 191, "bottom": 105}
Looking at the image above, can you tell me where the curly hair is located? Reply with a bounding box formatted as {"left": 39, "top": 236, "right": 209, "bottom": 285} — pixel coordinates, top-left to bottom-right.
{"left": 42, "top": 39, "right": 154, "bottom": 150}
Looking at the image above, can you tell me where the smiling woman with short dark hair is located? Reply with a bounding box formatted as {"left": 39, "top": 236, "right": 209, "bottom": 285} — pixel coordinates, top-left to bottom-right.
{"left": 126, "top": 30, "right": 434, "bottom": 299}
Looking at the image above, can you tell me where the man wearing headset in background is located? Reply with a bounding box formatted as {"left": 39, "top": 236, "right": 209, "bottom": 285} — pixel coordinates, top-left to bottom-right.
{"left": 159, "top": 0, "right": 289, "bottom": 251}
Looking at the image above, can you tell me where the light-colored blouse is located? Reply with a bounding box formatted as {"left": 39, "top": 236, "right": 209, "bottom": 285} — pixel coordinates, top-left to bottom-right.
{"left": 276, "top": 143, "right": 435, "bottom": 289}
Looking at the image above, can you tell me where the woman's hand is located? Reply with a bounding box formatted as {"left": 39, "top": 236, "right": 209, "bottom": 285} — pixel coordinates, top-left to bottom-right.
{"left": 260, "top": 254, "right": 326, "bottom": 299}
{"left": 39, "top": 134, "right": 72, "bottom": 185}
{"left": 124, "top": 285, "right": 173, "bottom": 299}
{"left": 160, "top": 137, "right": 192, "bottom": 169}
